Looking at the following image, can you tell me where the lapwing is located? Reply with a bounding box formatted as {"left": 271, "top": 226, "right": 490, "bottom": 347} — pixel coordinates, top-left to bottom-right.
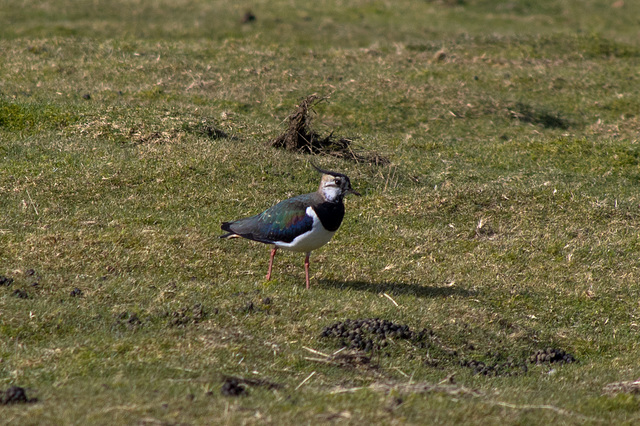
{"left": 220, "top": 164, "right": 360, "bottom": 289}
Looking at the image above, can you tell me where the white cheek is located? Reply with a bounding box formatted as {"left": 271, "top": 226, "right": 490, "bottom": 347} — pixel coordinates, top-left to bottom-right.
{"left": 322, "top": 186, "right": 340, "bottom": 201}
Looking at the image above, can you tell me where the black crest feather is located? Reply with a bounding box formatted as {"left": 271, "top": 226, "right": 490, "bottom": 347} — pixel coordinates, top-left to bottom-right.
{"left": 310, "top": 161, "right": 348, "bottom": 178}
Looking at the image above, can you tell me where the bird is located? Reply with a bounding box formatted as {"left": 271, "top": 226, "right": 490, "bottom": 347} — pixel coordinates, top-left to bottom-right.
{"left": 220, "top": 163, "right": 360, "bottom": 289}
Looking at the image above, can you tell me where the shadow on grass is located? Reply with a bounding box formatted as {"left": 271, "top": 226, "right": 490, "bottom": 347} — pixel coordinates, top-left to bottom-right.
{"left": 319, "top": 280, "right": 474, "bottom": 299}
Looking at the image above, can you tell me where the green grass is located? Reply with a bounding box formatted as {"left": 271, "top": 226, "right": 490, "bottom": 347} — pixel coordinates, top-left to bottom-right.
{"left": 2, "top": 0, "right": 640, "bottom": 423}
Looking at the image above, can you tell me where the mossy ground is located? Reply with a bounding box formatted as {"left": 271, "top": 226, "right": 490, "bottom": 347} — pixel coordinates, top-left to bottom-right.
{"left": 2, "top": 0, "right": 640, "bottom": 424}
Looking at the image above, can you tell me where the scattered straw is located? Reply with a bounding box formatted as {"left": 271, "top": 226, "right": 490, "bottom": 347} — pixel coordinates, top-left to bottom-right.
{"left": 331, "top": 382, "right": 480, "bottom": 397}
{"left": 383, "top": 293, "right": 399, "bottom": 307}
{"left": 295, "top": 371, "right": 316, "bottom": 390}
{"left": 25, "top": 187, "right": 38, "bottom": 216}
{"left": 603, "top": 378, "right": 640, "bottom": 395}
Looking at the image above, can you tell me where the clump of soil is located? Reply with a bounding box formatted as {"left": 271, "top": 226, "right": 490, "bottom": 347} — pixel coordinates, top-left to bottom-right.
{"left": 529, "top": 347, "right": 577, "bottom": 365}
{"left": 241, "top": 10, "right": 256, "bottom": 23}
{"left": 270, "top": 95, "right": 389, "bottom": 165}
{"left": 239, "top": 301, "right": 256, "bottom": 314}
{"left": 12, "top": 289, "right": 28, "bottom": 299}
{"left": 221, "top": 378, "right": 247, "bottom": 397}
{"left": 113, "top": 311, "right": 142, "bottom": 329}
{"left": 321, "top": 318, "right": 433, "bottom": 352}
{"left": 236, "top": 295, "right": 274, "bottom": 315}
{"left": 460, "top": 358, "right": 528, "bottom": 377}
{"left": 169, "top": 303, "right": 207, "bottom": 327}
{"left": 459, "top": 347, "right": 577, "bottom": 377}
{"left": 220, "top": 376, "right": 281, "bottom": 397}
{"left": 0, "top": 276, "right": 13, "bottom": 286}
{"left": 321, "top": 319, "right": 578, "bottom": 378}
{"left": 1, "top": 386, "right": 38, "bottom": 405}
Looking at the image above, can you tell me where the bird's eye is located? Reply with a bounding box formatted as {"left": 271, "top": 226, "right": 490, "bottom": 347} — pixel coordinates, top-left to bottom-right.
{"left": 334, "top": 178, "right": 341, "bottom": 185}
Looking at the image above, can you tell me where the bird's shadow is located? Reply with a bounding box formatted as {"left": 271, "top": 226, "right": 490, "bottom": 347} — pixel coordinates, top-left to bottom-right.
{"left": 319, "top": 279, "right": 474, "bottom": 299}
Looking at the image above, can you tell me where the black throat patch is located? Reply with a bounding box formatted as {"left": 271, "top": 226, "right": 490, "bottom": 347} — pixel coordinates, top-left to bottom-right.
{"left": 313, "top": 201, "right": 345, "bottom": 232}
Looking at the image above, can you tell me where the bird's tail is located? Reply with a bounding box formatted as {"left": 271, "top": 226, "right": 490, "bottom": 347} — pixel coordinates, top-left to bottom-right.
{"left": 220, "top": 222, "right": 241, "bottom": 238}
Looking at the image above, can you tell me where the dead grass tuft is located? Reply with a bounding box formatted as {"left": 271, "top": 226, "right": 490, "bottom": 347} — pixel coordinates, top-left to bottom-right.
{"left": 270, "top": 94, "right": 389, "bottom": 165}
{"left": 128, "top": 125, "right": 184, "bottom": 145}
{"left": 603, "top": 379, "right": 640, "bottom": 395}
{"left": 304, "top": 347, "right": 376, "bottom": 370}
{"left": 331, "top": 381, "right": 481, "bottom": 397}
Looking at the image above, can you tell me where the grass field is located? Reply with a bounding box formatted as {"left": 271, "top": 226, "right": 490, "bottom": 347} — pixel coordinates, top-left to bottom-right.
{"left": 2, "top": 0, "right": 640, "bottom": 424}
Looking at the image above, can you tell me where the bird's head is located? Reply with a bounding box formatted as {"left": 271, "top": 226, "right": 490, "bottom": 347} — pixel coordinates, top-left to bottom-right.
{"left": 312, "top": 163, "right": 361, "bottom": 202}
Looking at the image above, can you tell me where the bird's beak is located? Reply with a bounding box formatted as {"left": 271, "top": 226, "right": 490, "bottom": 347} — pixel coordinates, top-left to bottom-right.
{"left": 347, "top": 187, "right": 361, "bottom": 196}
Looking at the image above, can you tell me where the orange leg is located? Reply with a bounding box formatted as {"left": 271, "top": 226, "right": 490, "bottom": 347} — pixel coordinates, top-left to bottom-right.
{"left": 266, "top": 247, "right": 277, "bottom": 281}
{"left": 304, "top": 252, "right": 311, "bottom": 289}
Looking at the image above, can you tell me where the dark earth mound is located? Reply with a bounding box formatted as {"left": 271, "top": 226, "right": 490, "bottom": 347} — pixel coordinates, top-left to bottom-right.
{"left": 321, "top": 318, "right": 433, "bottom": 352}
{"left": 1, "top": 386, "right": 37, "bottom": 405}
{"left": 321, "top": 319, "right": 577, "bottom": 377}
{"left": 221, "top": 376, "right": 281, "bottom": 397}
{"left": 12, "top": 289, "right": 28, "bottom": 299}
{"left": 460, "top": 357, "right": 528, "bottom": 377}
{"left": 529, "top": 347, "right": 577, "bottom": 365}
{"left": 221, "top": 378, "right": 247, "bottom": 397}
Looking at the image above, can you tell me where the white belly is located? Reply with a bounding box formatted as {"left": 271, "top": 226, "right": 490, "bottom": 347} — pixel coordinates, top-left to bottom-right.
{"left": 275, "top": 207, "right": 336, "bottom": 253}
